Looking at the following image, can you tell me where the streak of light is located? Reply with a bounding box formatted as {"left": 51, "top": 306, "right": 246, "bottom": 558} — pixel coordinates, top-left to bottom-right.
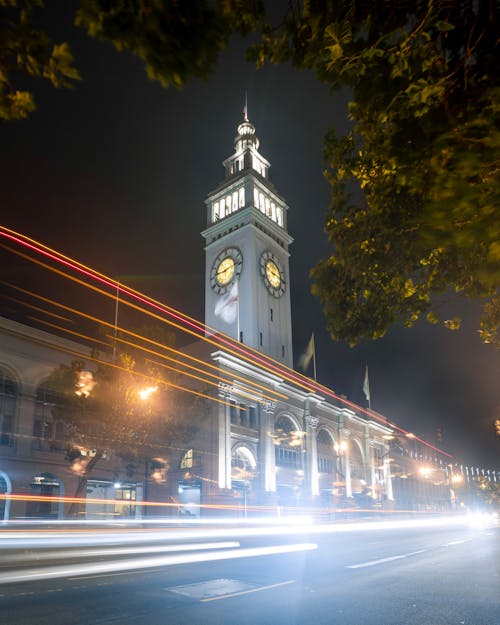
{"left": 26, "top": 316, "right": 110, "bottom": 348}
{"left": 113, "top": 334, "right": 281, "bottom": 404}
{"left": 0, "top": 541, "right": 241, "bottom": 564}
{"left": 0, "top": 543, "right": 318, "bottom": 585}
{"left": 0, "top": 227, "right": 452, "bottom": 458}
{"left": 1, "top": 232, "right": 343, "bottom": 396}
{"left": 3, "top": 280, "right": 288, "bottom": 403}
{"left": 0, "top": 515, "right": 480, "bottom": 552}
{"left": 5, "top": 295, "right": 73, "bottom": 323}
{"left": 0, "top": 293, "right": 242, "bottom": 411}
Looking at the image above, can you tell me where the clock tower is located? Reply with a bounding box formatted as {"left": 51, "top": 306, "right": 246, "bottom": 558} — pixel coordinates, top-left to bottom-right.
{"left": 202, "top": 111, "right": 293, "bottom": 367}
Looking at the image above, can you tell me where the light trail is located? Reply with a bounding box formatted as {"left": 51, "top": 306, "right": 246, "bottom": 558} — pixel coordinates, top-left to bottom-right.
{"left": 0, "top": 226, "right": 453, "bottom": 458}
{"left": 0, "top": 514, "right": 484, "bottom": 551}
{"left": 2, "top": 280, "right": 288, "bottom": 403}
{"left": 0, "top": 543, "right": 318, "bottom": 585}
{"left": 0, "top": 541, "right": 241, "bottom": 564}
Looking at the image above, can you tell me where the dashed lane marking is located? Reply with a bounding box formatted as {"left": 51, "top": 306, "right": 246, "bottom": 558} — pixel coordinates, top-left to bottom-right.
{"left": 346, "top": 549, "right": 427, "bottom": 569}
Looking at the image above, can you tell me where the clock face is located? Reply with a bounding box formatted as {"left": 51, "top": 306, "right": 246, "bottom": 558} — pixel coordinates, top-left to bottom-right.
{"left": 260, "top": 251, "right": 286, "bottom": 297}
{"left": 210, "top": 247, "right": 243, "bottom": 294}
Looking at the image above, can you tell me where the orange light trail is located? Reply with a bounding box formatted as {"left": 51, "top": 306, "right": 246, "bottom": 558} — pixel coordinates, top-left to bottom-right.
{"left": 0, "top": 226, "right": 453, "bottom": 458}
{"left": 0, "top": 274, "right": 288, "bottom": 401}
{"left": 2, "top": 280, "right": 288, "bottom": 403}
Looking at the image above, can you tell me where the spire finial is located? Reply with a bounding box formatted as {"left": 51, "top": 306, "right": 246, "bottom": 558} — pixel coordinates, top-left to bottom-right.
{"left": 243, "top": 92, "right": 248, "bottom": 122}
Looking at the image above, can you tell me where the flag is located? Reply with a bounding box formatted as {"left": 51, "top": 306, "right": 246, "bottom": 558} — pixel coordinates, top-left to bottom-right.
{"left": 363, "top": 365, "right": 370, "bottom": 403}
{"left": 215, "top": 281, "right": 239, "bottom": 324}
{"left": 298, "top": 334, "right": 315, "bottom": 371}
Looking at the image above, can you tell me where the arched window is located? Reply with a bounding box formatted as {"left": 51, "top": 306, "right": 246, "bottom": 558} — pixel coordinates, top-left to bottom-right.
{"left": 0, "top": 368, "right": 18, "bottom": 447}
{"left": 274, "top": 415, "right": 303, "bottom": 469}
{"left": 317, "top": 428, "right": 336, "bottom": 474}
{"left": 231, "top": 446, "right": 256, "bottom": 484}
{"left": 0, "top": 471, "right": 11, "bottom": 522}
{"left": 350, "top": 440, "right": 366, "bottom": 481}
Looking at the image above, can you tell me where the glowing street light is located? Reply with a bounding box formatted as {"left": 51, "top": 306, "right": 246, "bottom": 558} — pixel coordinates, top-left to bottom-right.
{"left": 419, "top": 466, "right": 432, "bottom": 479}
{"left": 138, "top": 386, "right": 158, "bottom": 401}
{"left": 334, "top": 440, "right": 348, "bottom": 454}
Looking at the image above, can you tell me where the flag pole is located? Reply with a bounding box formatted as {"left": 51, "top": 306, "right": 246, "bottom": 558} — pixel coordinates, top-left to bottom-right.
{"left": 363, "top": 365, "right": 371, "bottom": 410}
{"left": 312, "top": 332, "right": 317, "bottom": 381}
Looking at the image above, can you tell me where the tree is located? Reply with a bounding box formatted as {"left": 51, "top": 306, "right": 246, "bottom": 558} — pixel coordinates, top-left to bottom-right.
{"left": 0, "top": 0, "right": 80, "bottom": 120}
{"left": 46, "top": 346, "right": 203, "bottom": 514}
{"left": 0, "top": 0, "right": 262, "bottom": 120}
{"left": 250, "top": 1, "right": 499, "bottom": 346}
{"left": 473, "top": 476, "right": 500, "bottom": 512}
{"left": 3, "top": 1, "right": 498, "bottom": 345}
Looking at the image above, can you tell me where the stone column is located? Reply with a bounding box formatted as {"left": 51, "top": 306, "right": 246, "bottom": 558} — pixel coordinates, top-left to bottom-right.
{"left": 304, "top": 399, "right": 319, "bottom": 497}
{"left": 384, "top": 455, "right": 394, "bottom": 501}
{"left": 261, "top": 401, "right": 276, "bottom": 492}
{"left": 217, "top": 383, "right": 232, "bottom": 489}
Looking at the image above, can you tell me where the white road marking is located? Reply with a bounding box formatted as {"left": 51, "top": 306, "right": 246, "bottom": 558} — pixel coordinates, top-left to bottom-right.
{"left": 347, "top": 549, "right": 427, "bottom": 569}
{"left": 444, "top": 540, "right": 467, "bottom": 546}
{"left": 200, "top": 579, "right": 296, "bottom": 602}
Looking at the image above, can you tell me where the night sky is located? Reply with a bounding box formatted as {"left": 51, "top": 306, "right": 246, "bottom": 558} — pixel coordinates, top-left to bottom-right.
{"left": 1, "top": 6, "right": 499, "bottom": 467}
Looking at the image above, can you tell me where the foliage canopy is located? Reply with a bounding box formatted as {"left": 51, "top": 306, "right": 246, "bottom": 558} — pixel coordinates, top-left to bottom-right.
{"left": 2, "top": 0, "right": 498, "bottom": 345}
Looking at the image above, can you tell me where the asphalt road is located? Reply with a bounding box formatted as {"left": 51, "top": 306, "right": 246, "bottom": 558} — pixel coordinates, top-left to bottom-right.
{"left": 1, "top": 517, "right": 499, "bottom": 625}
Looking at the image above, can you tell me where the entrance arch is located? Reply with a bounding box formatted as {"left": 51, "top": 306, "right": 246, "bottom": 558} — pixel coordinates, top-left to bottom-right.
{"left": 0, "top": 470, "right": 11, "bottom": 523}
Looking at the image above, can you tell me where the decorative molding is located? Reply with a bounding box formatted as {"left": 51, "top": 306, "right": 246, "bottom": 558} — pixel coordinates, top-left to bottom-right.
{"left": 306, "top": 415, "right": 320, "bottom": 429}
{"left": 218, "top": 381, "right": 232, "bottom": 398}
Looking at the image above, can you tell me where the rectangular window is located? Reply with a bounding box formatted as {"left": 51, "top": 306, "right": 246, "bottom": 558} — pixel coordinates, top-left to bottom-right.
{"left": 254, "top": 188, "right": 259, "bottom": 208}
{"left": 225, "top": 195, "right": 231, "bottom": 215}
{"left": 270, "top": 308, "right": 273, "bottom": 321}
{"left": 230, "top": 402, "right": 238, "bottom": 425}
{"left": 213, "top": 201, "right": 219, "bottom": 221}
{"left": 232, "top": 191, "right": 238, "bottom": 211}
{"left": 181, "top": 448, "right": 194, "bottom": 469}
{"left": 0, "top": 414, "right": 13, "bottom": 446}
{"left": 259, "top": 332, "right": 263, "bottom": 346}
{"left": 282, "top": 345, "right": 285, "bottom": 358}
{"left": 239, "top": 331, "right": 244, "bottom": 343}
{"left": 238, "top": 187, "right": 245, "bottom": 208}
{"left": 248, "top": 407, "right": 257, "bottom": 429}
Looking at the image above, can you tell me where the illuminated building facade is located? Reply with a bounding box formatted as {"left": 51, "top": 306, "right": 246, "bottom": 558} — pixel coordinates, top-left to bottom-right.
{"left": 188, "top": 113, "right": 396, "bottom": 514}
{"left": 3, "top": 113, "right": 492, "bottom": 522}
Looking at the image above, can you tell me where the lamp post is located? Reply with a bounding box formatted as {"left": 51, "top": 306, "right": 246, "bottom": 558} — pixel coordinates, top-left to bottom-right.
{"left": 138, "top": 385, "right": 158, "bottom": 519}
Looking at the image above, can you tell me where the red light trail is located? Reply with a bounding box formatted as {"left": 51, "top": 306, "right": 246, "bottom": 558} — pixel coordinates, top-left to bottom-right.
{"left": 0, "top": 226, "right": 453, "bottom": 458}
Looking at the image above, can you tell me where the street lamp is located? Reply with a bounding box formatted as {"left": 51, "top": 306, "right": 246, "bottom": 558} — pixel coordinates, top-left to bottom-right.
{"left": 138, "top": 385, "right": 158, "bottom": 518}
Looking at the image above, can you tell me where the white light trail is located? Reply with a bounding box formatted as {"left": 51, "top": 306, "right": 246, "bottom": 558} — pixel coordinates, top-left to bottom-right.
{"left": 0, "top": 543, "right": 317, "bottom": 586}
{"left": 0, "top": 541, "right": 240, "bottom": 564}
